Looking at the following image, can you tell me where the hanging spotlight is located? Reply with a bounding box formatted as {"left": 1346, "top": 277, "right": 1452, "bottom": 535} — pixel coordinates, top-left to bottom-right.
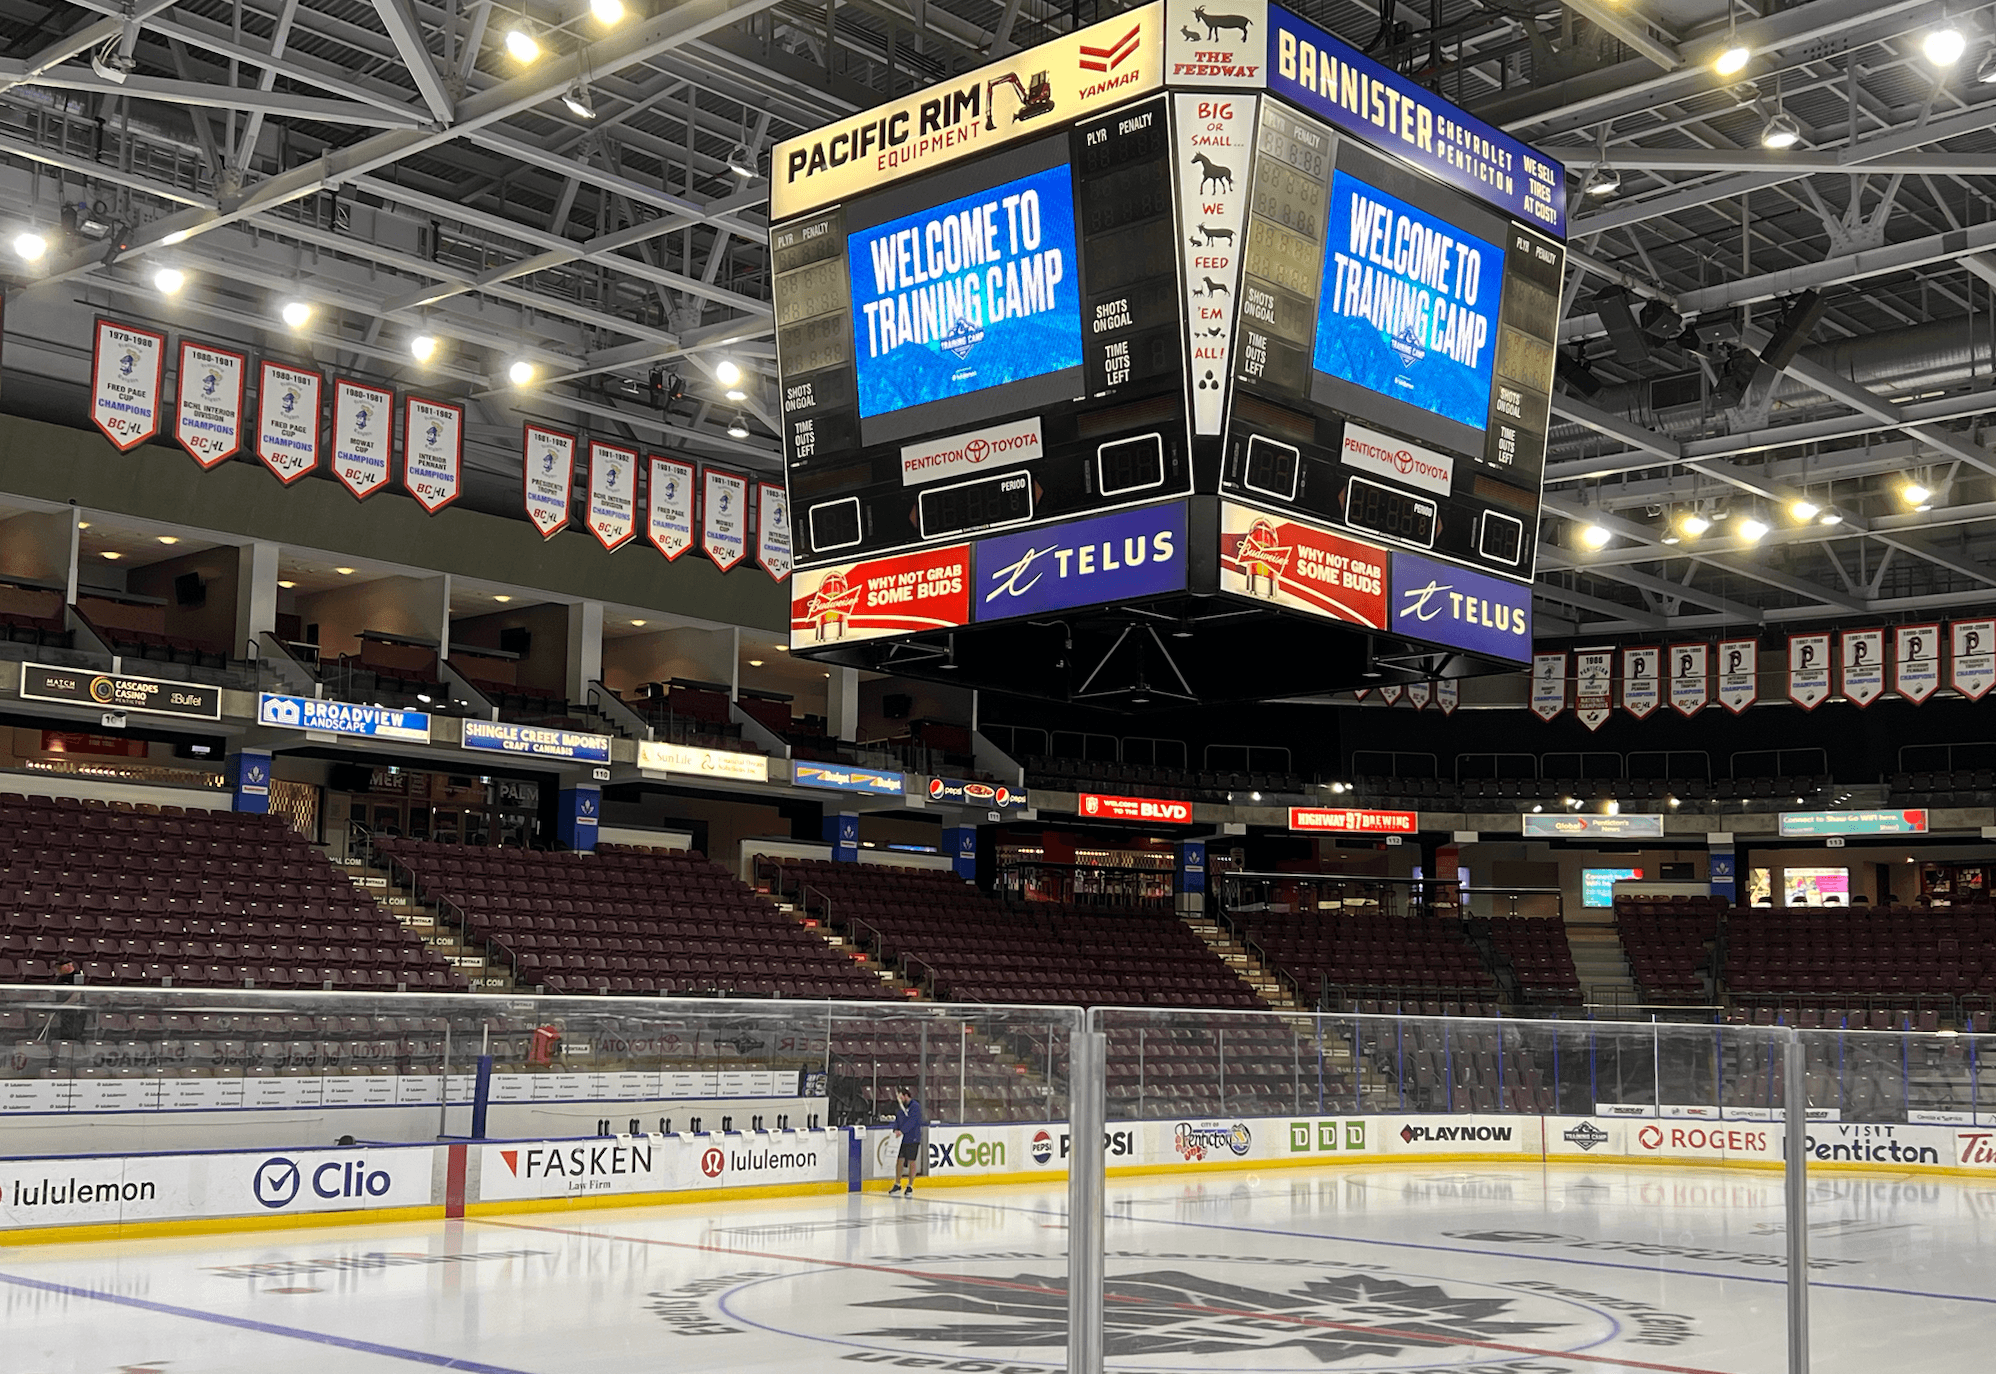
{"left": 1761, "top": 112, "right": 1801, "bottom": 150}
{"left": 280, "top": 300, "right": 312, "bottom": 328}
{"left": 1580, "top": 523, "right": 1612, "bottom": 550}
{"left": 1818, "top": 509, "right": 1844, "bottom": 526}
{"left": 1715, "top": 44, "right": 1750, "bottom": 76}
{"left": 1902, "top": 480, "right": 1933, "bottom": 507}
{"left": 715, "top": 358, "right": 743, "bottom": 387}
{"left": 1736, "top": 514, "right": 1770, "bottom": 542}
{"left": 152, "top": 266, "right": 185, "bottom": 295}
{"left": 1977, "top": 49, "right": 1996, "bottom": 83}
{"left": 726, "top": 412, "right": 750, "bottom": 439}
{"left": 14, "top": 231, "right": 48, "bottom": 262}
{"left": 1788, "top": 498, "right": 1820, "bottom": 522}
{"left": 1925, "top": 25, "right": 1967, "bottom": 66}
{"left": 1586, "top": 166, "right": 1621, "bottom": 197}
{"left": 561, "top": 85, "right": 596, "bottom": 119}
{"left": 727, "top": 143, "right": 757, "bottom": 179}
{"left": 410, "top": 334, "right": 438, "bottom": 362}
{"left": 160, "top": 228, "right": 192, "bottom": 246}
{"left": 590, "top": 0, "right": 625, "bottom": 23}
{"left": 1679, "top": 512, "right": 1711, "bottom": 538}
{"left": 508, "top": 360, "right": 536, "bottom": 386}
{"left": 504, "top": 26, "right": 540, "bottom": 63}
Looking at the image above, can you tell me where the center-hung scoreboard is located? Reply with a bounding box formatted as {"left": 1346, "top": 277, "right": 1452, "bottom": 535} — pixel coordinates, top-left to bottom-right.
{"left": 769, "top": 0, "right": 1565, "bottom": 697}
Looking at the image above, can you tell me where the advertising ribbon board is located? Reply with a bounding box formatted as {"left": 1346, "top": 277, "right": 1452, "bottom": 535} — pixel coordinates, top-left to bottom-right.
{"left": 1894, "top": 623, "right": 1941, "bottom": 703}
{"left": 1388, "top": 550, "right": 1532, "bottom": 663}
{"left": 1841, "top": 628, "right": 1885, "bottom": 707}
{"left": 1669, "top": 643, "right": 1709, "bottom": 717}
{"left": 330, "top": 378, "right": 394, "bottom": 500}
{"left": 257, "top": 693, "right": 431, "bottom": 743}
{"left": 1778, "top": 810, "right": 1929, "bottom": 838}
{"left": 90, "top": 319, "right": 166, "bottom": 451}
{"left": 1290, "top": 807, "right": 1417, "bottom": 834}
{"left": 646, "top": 456, "right": 695, "bottom": 560}
{"left": 757, "top": 481, "right": 794, "bottom": 581}
{"left": 403, "top": 396, "right": 464, "bottom": 513}
{"left": 973, "top": 502, "right": 1187, "bottom": 622}
{"left": 586, "top": 441, "right": 638, "bottom": 551}
{"left": 1621, "top": 646, "right": 1659, "bottom": 719}
{"left": 1951, "top": 619, "right": 1996, "bottom": 700}
{"left": 928, "top": 777, "right": 1029, "bottom": 810}
{"left": 1220, "top": 501, "right": 1386, "bottom": 627}
{"left": 1079, "top": 793, "right": 1193, "bottom": 823}
{"left": 638, "top": 741, "right": 773, "bottom": 784}
{"left": 522, "top": 424, "right": 576, "bottom": 538}
{"left": 1529, "top": 652, "right": 1565, "bottom": 722}
{"left": 21, "top": 663, "right": 222, "bottom": 720}
{"left": 1787, "top": 632, "right": 1832, "bottom": 709}
{"left": 1174, "top": 90, "right": 1257, "bottom": 433}
{"left": 462, "top": 720, "right": 611, "bottom": 764}
{"left": 1716, "top": 638, "right": 1757, "bottom": 714}
{"left": 256, "top": 362, "right": 322, "bottom": 484}
{"left": 703, "top": 468, "right": 750, "bottom": 571}
{"left": 1573, "top": 648, "right": 1612, "bottom": 732}
{"left": 174, "top": 340, "right": 246, "bottom": 467}
{"left": 1521, "top": 814, "right": 1666, "bottom": 839}
{"left": 794, "top": 763, "right": 905, "bottom": 796}
{"left": 789, "top": 545, "right": 971, "bottom": 648}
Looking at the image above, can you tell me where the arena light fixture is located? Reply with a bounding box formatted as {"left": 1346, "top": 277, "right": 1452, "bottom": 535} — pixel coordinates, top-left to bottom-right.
{"left": 715, "top": 358, "right": 744, "bottom": 387}
{"left": 1788, "top": 498, "right": 1820, "bottom": 521}
{"left": 1679, "top": 512, "right": 1711, "bottom": 538}
{"left": 590, "top": 0, "right": 624, "bottom": 23}
{"left": 727, "top": 412, "right": 750, "bottom": 439}
{"left": 153, "top": 266, "right": 186, "bottom": 295}
{"left": 507, "top": 359, "right": 536, "bottom": 386}
{"left": 1819, "top": 509, "right": 1844, "bottom": 526}
{"left": 1761, "top": 112, "right": 1801, "bottom": 150}
{"left": 1979, "top": 49, "right": 1996, "bottom": 82}
{"left": 493, "top": 594, "right": 513, "bottom": 603}
{"left": 335, "top": 567, "right": 355, "bottom": 576}
{"left": 1925, "top": 24, "right": 1967, "bottom": 66}
{"left": 160, "top": 228, "right": 192, "bottom": 246}
{"left": 1579, "top": 523, "right": 1612, "bottom": 550}
{"left": 629, "top": 618, "right": 646, "bottom": 626}
{"left": 156, "top": 535, "right": 179, "bottom": 545}
{"left": 277, "top": 579, "right": 296, "bottom": 588}
{"left": 1586, "top": 166, "right": 1621, "bottom": 197}
{"left": 1330, "top": 782, "right": 1346, "bottom": 794}
{"left": 281, "top": 300, "right": 312, "bottom": 328}
{"left": 1736, "top": 515, "right": 1770, "bottom": 542}
{"left": 561, "top": 85, "right": 596, "bottom": 119}
{"left": 1715, "top": 44, "right": 1750, "bottom": 76}
{"left": 410, "top": 333, "right": 438, "bottom": 362}
{"left": 13, "top": 230, "right": 46, "bottom": 262}
{"left": 748, "top": 658, "right": 764, "bottom": 667}
{"left": 101, "top": 551, "right": 122, "bottom": 560}
{"left": 504, "top": 26, "right": 540, "bottom": 63}
{"left": 1902, "top": 480, "right": 1933, "bottom": 506}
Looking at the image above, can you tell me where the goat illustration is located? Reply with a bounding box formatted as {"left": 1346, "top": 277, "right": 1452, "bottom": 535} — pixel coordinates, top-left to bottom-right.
{"left": 1188, "top": 223, "right": 1235, "bottom": 247}
{"left": 1194, "top": 277, "right": 1230, "bottom": 299}
{"left": 1190, "top": 153, "right": 1234, "bottom": 194}
{"left": 1180, "top": 24, "right": 1201, "bottom": 41}
{"left": 1192, "top": 7, "right": 1253, "bottom": 42}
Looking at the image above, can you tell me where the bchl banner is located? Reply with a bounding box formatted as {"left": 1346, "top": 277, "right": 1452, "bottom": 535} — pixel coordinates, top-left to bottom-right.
{"left": 175, "top": 340, "right": 245, "bottom": 468}
{"left": 1716, "top": 639, "right": 1756, "bottom": 714}
{"left": 1894, "top": 623, "right": 1941, "bottom": 703}
{"left": 1841, "top": 628, "right": 1885, "bottom": 706}
{"left": 403, "top": 397, "right": 463, "bottom": 513}
{"left": 1405, "top": 680, "right": 1432, "bottom": 709}
{"left": 757, "top": 481, "right": 793, "bottom": 581}
{"left": 91, "top": 320, "right": 165, "bottom": 451}
{"left": 1621, "top": 646, "right": 1659, "bottom": 719}
{"left": 256, "top": 362, "right": 322, "bottom": 484}
{"left": 1573, "top": 648, "right": 1612, "bottom": 731}
{"left": 330, "top": 378, "right": 394, "bottom": 500}
{"left": 1669, "top": 643, "right": 1709, "bottom": 716}
{"left": 1435, "top": 678, "right": 1458, "bottom": 714}
{"left": 647, "top": 456, "right": 695, "bottom": 560}
{"left": 522, "top": 424, "right": 575, "bottom": 537}
{"left": 1788, "top": 633, "right": 1831, "bottom": 709}
{"left": 1953, "top": 619, "right": 1996, "bottom": 700}
{"left": 1530, "top": 652, "right": 1564, "bottom": 721}
{"left": 703, "top": 468, "right": 749, "bottom": 571}
{"left": 587, "top": 441, "right": 638, "bottom": 551}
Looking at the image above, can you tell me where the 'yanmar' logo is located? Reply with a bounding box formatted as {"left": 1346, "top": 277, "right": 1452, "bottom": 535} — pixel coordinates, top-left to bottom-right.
{"left": 1079, "top": 22, "right": 1141, "bottom": 72}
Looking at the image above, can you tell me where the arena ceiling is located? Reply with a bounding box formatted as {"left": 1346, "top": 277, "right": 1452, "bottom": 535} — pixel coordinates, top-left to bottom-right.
{"left": 4, "top": 0, "right": 1996, "bottom": 638}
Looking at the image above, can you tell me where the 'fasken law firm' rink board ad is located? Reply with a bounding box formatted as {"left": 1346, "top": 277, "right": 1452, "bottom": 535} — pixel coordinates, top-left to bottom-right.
{"left": 477, "top": 1132, "right": 841, "bottom": 1203}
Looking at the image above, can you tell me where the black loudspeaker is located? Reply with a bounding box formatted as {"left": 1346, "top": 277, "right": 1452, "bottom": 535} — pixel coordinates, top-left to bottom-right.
{"left": 882, "top": 693, "right": 913, "bottom": 720}
{"left": 1758, "top": 290, "right": 1827, "bottom": 371}
{"left": 173, "top": 572, "right": 205, "bottom": 607}
{"left": 1555, "top": 350, "right": 1602, "bottom": 398}
{"left": 328, "top": 762, "right": 374, "bottom": 792}
{"left": 1592, "top": 287, "right": 1650, "bottom": 366}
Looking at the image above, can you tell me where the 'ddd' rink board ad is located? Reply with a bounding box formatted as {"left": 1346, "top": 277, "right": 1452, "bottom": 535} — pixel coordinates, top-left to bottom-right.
{"left": 769, "top": 0, "right": 1563, "bottom": 663}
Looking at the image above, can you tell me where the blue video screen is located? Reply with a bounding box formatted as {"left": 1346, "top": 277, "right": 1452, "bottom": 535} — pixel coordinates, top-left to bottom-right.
{"left": 1314, "top": 170, "right": 1504, "bottom": 433}
{"left": 848, "top": 163, "right": 1083, "bottom": 419}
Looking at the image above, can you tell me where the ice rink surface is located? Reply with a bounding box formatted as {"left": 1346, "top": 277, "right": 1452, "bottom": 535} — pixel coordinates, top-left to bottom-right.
{"left": 5, "top": 1163, "right": 1992, "bottom": 1373}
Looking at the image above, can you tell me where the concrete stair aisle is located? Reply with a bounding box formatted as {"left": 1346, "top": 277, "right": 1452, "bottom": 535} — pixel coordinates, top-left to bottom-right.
{"left": 340, "top": 853, "right": 515, "bottom": 992}
{"left": 772, "top": 897, "right": 925, "bottom": 999}
{"left": 1565, "top": 912, "right": 1639, "bottom": 1010}
{"left": 1183, "top": 912, "right": 1308, "bottom": 1012}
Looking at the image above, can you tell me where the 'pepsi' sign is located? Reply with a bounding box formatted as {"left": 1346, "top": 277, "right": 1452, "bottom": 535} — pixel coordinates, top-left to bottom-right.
{"left": 973, "top": 502, "right": 1186, "bottom": 622}
{"left": 927, "top": 776, "right": 1028, "bottom": 810}
{"left": 1387, "top": 550, "right": 1532, "bottom": 664}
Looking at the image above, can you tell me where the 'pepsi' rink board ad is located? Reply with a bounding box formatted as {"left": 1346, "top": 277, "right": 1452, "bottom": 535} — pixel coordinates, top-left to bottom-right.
{"left": 770, "top": 0, "right": 1561, "bottom": 669}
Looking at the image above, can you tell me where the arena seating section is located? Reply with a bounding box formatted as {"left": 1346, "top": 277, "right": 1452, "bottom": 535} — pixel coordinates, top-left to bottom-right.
{"left": 376, "top": 840, "right": 887, "bottom": 998}
{"left": 1480, "top": 916, "right": 1583, "bottom": 1004}
{"left": 1724, "top": 904, "right": 1996, "bottom": 1005}
{"left": 773, "top": 859, "right": 1263, "bottom": 1007}
{"left": 1235, "top": 908, "right": 1498, "bottom": 1002}
{"left": 1615, "top": 897, "right": 1723, "bottom": 1001}
{"left": 0, "top": 794, "right": 462, "bottom": 990}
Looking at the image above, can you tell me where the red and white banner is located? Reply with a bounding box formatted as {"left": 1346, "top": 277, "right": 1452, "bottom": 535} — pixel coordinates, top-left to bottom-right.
{"left": 1787, "top": 633, "right": 1831, "bottom": 709}
{"left": 1405, "top": 680, "right": 1432, "bottom": 709}
{"left": 1894, "top": 623, "right": 1941, "bottom": 703}
{"left": 1669, "top": 642, "right": 1709, "bottom": 716}
{"left": 586, "top": 441, "right": 638, "bottom": 551}
{"left": 1379, "top": 683, "right": 1404, "bottom": 705}
{"left": 1436, "top": 679, "right": 1458, "bottom": 714}
{"left": 1219, "top": 502, "right": 1387, "bottom": 627}
{"left": 90, "top": 319, "right": 165, "bottom": 451}
{"left": 1574, "top": 648, "right": 1613, "bottom": 731}
{"left": 702, "top": 468, "right": 749, "bottom": 571}
{"left": 1290, "top": 807, "right": 1417, "bottom": 834}
{"left": 1621, "top": 646, "right": 1660, "bottom": 718}
{"left": 174, "top": 340, "right": 245, "bottom": 468}
{"left": 522, "top": 424, "right": 575, "bottom": 538}
{"left": 1840, "top": 628, "right": 1885, "bottom": 706}
{"left": 403, "top": 396, "right": 463, "bottom": 513}
{"left": 329, "top": 378, "right": 393, "bottom": 500}
{"left": 789, "top": 545, "right": 970, "bottom": 648}
{"left": 1079, "top": 794, "right": 1193, "bottom": 824}
{"left": 1716, "top": 638, "right": 1757, "bottom": 714}
{"left": 1952, "top": 619, "right": 1996, "bottom": 700}
{"left": 256, "top": 361, "right": 321, "bottom": 484}
{"left": 1530, "top": 652, "right": 1565, "bottom": 721}
{"left": 757, "top": 482, "right": 792, "bottom": 581}
{"left": 646, "top": 456, "right": 695, "bottom": 560}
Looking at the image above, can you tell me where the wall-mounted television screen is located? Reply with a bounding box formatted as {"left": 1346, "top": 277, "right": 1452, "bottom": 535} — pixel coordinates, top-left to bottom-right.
{"left": 1582, "top": 867, "right": 1644, "bottom": 908}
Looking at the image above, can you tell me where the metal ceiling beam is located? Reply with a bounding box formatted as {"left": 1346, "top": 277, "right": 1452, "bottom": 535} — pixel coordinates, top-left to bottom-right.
{"left": 0, "top": 0, "right": 182, "bottom": 94}
{"left": 1570, "top": 148, "right": 1996, "bottom": 176}
{"left": 1555, "top": 0, "right": 1683, "bottom": 72}
{"left": 20, "top": 65, "right": 429, "bottom": 128}
{"left": 464, "top": 128, "right": 769, "bottom": 243}
{"left": 371, "top": 0, "right": 456, "bottom": 124}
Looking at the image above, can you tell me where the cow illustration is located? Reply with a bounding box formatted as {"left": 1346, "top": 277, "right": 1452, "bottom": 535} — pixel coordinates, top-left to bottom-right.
{"left": 1190, "top": 153, "right": 1234, "bottom": 194}
{"left": 1192, "top": 7, "right": 1253, "bottom": 42}
{"left": 1188, "top": 223, "right": 1236, "bottom": 247}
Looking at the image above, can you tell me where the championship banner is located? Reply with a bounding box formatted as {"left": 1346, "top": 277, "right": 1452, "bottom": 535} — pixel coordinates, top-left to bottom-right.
{"left": 702, "top": 468, "right": 749, "bottom": 571}
{"left": 757, "top": 481, "right": 793, "bottom": 581}
{"left": 174, "top": 340, "right": 245, "bottom": 467}
{"left": 1574, "top": 648, "right": 1613, "bottom": 732}
{"left": 646, "top": 456, "right": 695, "bottom": 560}
{"left": 256, "top": 361, "right": 322, "bottom": 484}
{"left": 403, "top": 396, "right": 463, "bottom": 513}
{"left": 1378, "top": 683, "right": 1404, "bottom": 705}
{"left": 1951, "top": 619, "right": 1996, "bottom": 700}
{"left": 1787, "top": 633, "right": 1831, "bottom": 709}
{"left": 1669, "top": 642, "right": 1709, "bottom": 716}
{"left": 522, "top": 424, "right": 576, "bottom": 538}
{"left": 1436, "top": 678, "right": 1458, "bottom": 714}
{"left": 1405, "top": 680, "right": 1432, "bottom": 709}
{"left": 1894, "top": 623, "right": 1941, "bottom": 703}
{"left": 1529, "top": 652, "right": 1565, "bottom": 721}
{"left": 586, "top": 441, "right": 638, "bottom": 551}
{"left": 1716, "top": 638, "right": 1757, "bottom": 714}
{"left": 1174, "top": 91, "right": 1255, "bottom": 434}
{"left": 1621, "top": 646, "right": 1660, "bottom": 718}
{"left": 329, "top": 378, "right": 393, "bottom": 500}
{"left": 1840, "top": 628, "right": 1885, "bottom": 707}
{"left": 790, "top": 545, "right": 971, "bottom": 648}
{"left": 90, "top": 319, "right": 166, "bottom": 451}
{"left": 1219, "top": 502, "right": 1387, "bottom": 627}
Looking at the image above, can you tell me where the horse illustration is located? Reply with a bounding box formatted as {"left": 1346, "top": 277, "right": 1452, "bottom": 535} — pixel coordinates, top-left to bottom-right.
{"left": 1190, "top": 153, "right": 1234, "bottom": 194}
{"left": 1192, "top": 7, "right": 1253, "bottom": 42}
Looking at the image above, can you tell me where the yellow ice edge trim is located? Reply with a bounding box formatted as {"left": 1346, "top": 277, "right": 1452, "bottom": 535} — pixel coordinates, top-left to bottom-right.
{"left": 0, "top": 1203, "right": 444, "bottom": 1248}
{"left": 462, "top": 1179, "right": 848, "bottom": 1216}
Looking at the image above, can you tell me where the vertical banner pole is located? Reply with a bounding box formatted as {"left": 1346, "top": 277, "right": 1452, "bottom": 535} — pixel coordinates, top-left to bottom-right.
{"left": 1067, "top": 1021, "right": 1106, "bottom": 1374}
{"left": 1784, "top": 1030, "right": 1811, "bottom": 1374}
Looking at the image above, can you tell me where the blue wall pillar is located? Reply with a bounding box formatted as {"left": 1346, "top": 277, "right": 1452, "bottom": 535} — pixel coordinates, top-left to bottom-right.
{"left": 559, "top": 785, "right": 601, "bottom": 852}
{"left": 943, "top": 826, "right": 978, "bottom": 879}
{"left": 823, "top": 812, "right": 859, "bottom": 861}
{"left": 229, "top": 751, "right": 272, "bottom": 814}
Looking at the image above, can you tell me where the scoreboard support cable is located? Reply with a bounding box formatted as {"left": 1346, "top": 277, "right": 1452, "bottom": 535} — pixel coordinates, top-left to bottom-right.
{"left": 770, "top": 0, "right": 1564, "bottom": 706}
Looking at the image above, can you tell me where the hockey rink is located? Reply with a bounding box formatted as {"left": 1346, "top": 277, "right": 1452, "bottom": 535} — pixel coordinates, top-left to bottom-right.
{"left": 3, "top": 1163, "right": 1990, "bottom": 1374}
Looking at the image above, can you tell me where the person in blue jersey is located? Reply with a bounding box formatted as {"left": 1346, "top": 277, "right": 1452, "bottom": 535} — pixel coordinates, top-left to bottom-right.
{"left": 887, "top": 1086, "right": 925, "bottom": 1196}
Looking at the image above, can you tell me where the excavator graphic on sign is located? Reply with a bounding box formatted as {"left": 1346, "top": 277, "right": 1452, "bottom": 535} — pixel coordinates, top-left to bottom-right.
{"left": 983, "top": 70, "right": 1054, "bottom": 130}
